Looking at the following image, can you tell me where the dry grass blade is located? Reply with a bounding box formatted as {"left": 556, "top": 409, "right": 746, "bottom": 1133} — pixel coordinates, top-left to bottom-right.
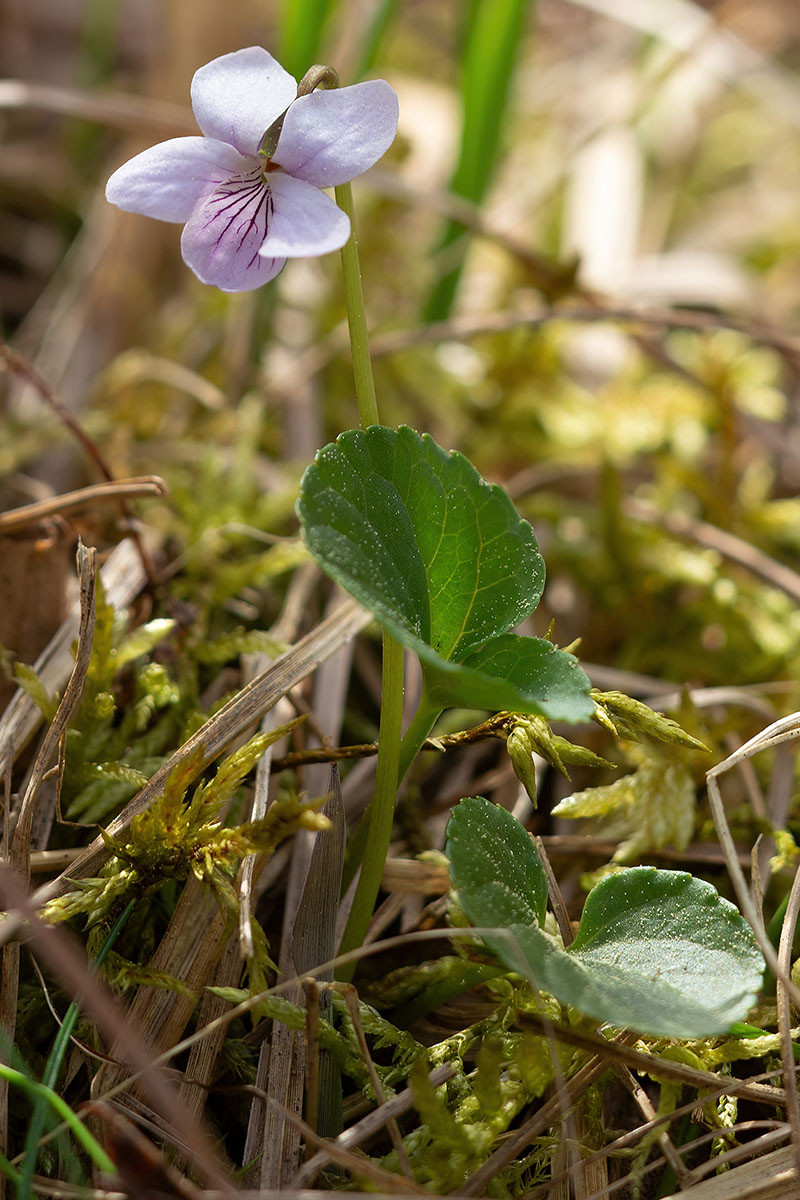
{"left": 380, "top": 857, "right": 451, "bottom": 894}
{"left": 0, "top": 543, "right": 95, "bottom": 1176}
{"left": 175, "top": 930, "right": 245, "bottom": 1160}
{"left": 292, "top": 1063, "right": 456, "bottom": 1188}
{"left": 247, "top": 767, "right": 347, "bottom": 1184}
{"left": 293, "top": 767, "right": 345, "bottom": 982}
{"left": 0, "top": 868, "right": 234, "bottom": 1194}
{"left": 294, "top": 769, "right": 346, "bottom": 1142}
{"left": 255, "top": 990, "right": 304, "bottom": 1187}
{"left": 707, "top": 715, "right": 800, "bottom": 1010}
{"left": 91, "top": 880, "right": 226, "bottom": 1104}
{"left": 239, "top": 1086, "right": 426, "bottom": 1194}
{"left": 249, "top": 618, "right": 354, "bottom": 1187}
{"left": 237, "top": 700, "right": 290, "bottom": 959}
{"left": 0, "top": 79, "right": 194, "bottom": 134}
{"left": 777, "top": 862, "right": 800, "bottom": 1181}
{"left": 0, "top": 477, "right": 168, "bottom": 534}
{"left": 658, "top": 1144, "right": 800, "bottom": 1200}
{"left": 238, "top": 562, "right": 319, "bottom": 959}
{"left": 9, "top": 541, "right": 96, "bottom": 875}
{"left": 624, "top": 498, "right": 800, "bottom": 606}
{"left": 0, "top": 539, "right": 147, "bottom": 780}
{"left": 517, "top": 1014, "right": 785, "bottom": 1107}
{"left": 35, "top": 597, "right": 370, "bottom": 906}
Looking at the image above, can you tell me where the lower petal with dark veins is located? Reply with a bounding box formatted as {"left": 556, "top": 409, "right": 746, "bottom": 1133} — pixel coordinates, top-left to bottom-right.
{"left": 181, "top": 171, "right": 285, "bottom": 292}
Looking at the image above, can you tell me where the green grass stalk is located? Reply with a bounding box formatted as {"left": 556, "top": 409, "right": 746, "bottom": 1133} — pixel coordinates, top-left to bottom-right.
{"left": 334, "top": 182, "right": 380, "bottom": 429}
{"left": 336, "top": 628, "right": 404, "bottom": 976}
{"left": 333, "top": 183, "right": 404, "bottom": 973}
{"left": 3, "top": 1066, "right": 115, "bottom": 1184}
{"left": 17, "top": 900, "right": 133, "bottom": 1198}
{"left": 396, "top": 694, "right": 442, "bottom": 785}
{"left": 352, "top": 0, "right": 401, "bottom": 80}
{"left": 280, "top": 0, "right": 339, "bottom": 79}
{"left": 424, "top": 0, "right": 532, "bottom": 320}
{"left": 0, "top": 1151, "right": 20, "bottom": 1187}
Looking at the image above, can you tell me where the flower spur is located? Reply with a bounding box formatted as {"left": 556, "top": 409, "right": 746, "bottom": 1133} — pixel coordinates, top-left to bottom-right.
{"left": 106, "top": 46, "right": 399, "bottom": 292}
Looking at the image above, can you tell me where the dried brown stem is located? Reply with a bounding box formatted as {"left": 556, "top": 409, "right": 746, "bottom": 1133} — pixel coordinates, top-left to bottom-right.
{"left": 366, "top": 301, "right": 800, "bottom": 367}
{"left": 238, "top": 1085, "right": 424, "bottom": 1193}
{"left": 292, "top": 1064, "right": 456, "bottom": 1187}
{"left": 0, "top": 341, "right": 157, "bottom": 583}
{"left": 778, "top": 863, "right": 800, "bottom": 1182}
{"left": 335, "top": 984, "right": 415, "bottom": 1179}
{"left": 625, "top": 497, "right": 800, "bottom": 607}
{"left": 517, "top": 1015, "right": 785, "bottom": 1107}
{"left": 0, "top": 477, "right": 168, "bottom": 533}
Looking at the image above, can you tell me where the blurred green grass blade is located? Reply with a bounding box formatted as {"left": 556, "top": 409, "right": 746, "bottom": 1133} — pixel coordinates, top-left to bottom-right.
{"left": 18, "top": 901, "right": 133, "bottom": 1199}
{"left": 352, "top": 0, "right": 401, "bottom": 80}
{"left": 281, "top": 0, "right": 340, "bottom": 79}
{"left": 424, "top": 0, "right": 533, "bottom": 321}
{"left": 79, "top": 0, "right": 119, "bottom": 86}
{"left": 2, "top": 1064, "right": 115, "bottom": 1190}
{"left": 461, "top": 0, "right": 483, "bottom": 60}
{"left": 0, "top": 1150, "right": 20, "bottom": 1187}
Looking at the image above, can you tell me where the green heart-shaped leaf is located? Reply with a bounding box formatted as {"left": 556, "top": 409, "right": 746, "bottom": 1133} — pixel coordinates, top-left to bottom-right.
{"left": 447, "top": 798, "right": 764, "bottom": 1038}
{"left": 446, "top": 789, "right": 548, "bottom": 928}
{"left": 422, "top": 633, "right": 594, "bottom": 723}
{"left": 298, "top": 426, "right": 593, "bottom": 722}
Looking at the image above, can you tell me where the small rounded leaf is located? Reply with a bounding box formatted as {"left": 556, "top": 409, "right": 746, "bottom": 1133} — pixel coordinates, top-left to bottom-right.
{"left": 447, "top": 799, "right": 764, "bottom": 1038}
{"left": 446, "top": 796, "right": 548, "bottom": 929}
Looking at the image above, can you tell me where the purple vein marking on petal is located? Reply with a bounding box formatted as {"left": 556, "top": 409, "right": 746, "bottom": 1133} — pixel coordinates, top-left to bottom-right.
{"left": 202, "top": 169, "right": 273, "bottom": 271}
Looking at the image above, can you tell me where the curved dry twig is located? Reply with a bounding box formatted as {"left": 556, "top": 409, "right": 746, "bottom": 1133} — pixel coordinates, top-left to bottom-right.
{"left": 778, "top": 863, "right": 800, "bottom": 1182}
{"left": 707, "top": 713, "right": 800, "bottom": 1010}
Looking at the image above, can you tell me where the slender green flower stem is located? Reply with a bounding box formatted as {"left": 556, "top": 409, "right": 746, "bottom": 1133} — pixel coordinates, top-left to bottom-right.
{"left": 339, "top": 694, "right": 443, "bottom": 900}
{"left": 0, "top": 1151, "right": 20, "bottom": 1187}
{"left": 336, "top": 628, "right": 404, "bottom": 976}
{"left": 397, "top": 695, "right": 443, "bottom": 785}
{"left": 17, "top": 900, "right": 133, "bottom": 1198}
{"left": 336, "top": 695, "right": 442, "bottom": 973}
{"left": 333, "top": 180, "right": 404, "bottom": 975}
{"left": 1, "top": 1066, "right": 115, "bottom": 1179}
{"left": 334, "top": 181, "right": 379, "bottom": 429}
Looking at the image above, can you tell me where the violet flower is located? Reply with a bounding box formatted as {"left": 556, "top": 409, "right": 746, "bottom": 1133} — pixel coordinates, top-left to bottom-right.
{"left": 106, "top": 47, "right": 399, "bottom": 292}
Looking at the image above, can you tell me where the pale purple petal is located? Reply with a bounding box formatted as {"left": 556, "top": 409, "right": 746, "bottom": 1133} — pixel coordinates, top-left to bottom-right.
{"left": 180, "top": 170, "right": 285, "bottom": 292}
{"left": 106, "top": 138, "right": 253, "bottom": 222}
{"left": 191, "top": 47, "right": 298, "bottom": 157}
{"left": 274, "top": 80, "right": 399, "bottom": 187}
{"left": 258, "top": 172, "right": 350, "bottom": 258}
